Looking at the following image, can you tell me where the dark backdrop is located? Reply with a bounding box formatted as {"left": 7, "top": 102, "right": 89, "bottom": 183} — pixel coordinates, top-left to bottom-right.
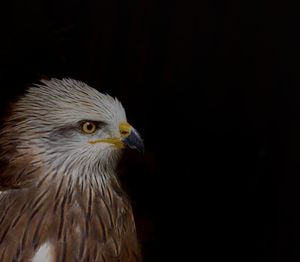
{"left": 1, "top": 0, "right": 300, "bottom": 261}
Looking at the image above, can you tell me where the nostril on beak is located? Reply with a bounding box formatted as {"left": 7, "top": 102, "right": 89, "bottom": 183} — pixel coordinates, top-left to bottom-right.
{"left": 119, "top": 122, "right": 132, "bottom": 137}
{"left": 121, "top": 130, "right": 129, "bottom": 136}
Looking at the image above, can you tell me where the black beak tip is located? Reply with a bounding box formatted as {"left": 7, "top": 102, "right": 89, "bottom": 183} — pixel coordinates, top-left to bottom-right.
{"left": 122, "top": 130, "right": 144, "bottom": 154}
{"left": 136, "top": 142, "right": 145, "bottom": 155}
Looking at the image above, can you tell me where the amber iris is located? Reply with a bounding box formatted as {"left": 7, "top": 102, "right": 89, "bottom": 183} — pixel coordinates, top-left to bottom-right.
{"left": 82, "top": 121, "right": 97, "bottom": 134}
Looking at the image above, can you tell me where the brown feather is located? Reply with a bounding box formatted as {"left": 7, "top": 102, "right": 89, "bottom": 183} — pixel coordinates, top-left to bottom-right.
{"left": 0, "top": 79, "right": 142, "bottom": 261}
{"left": 0, "top": 171, "right": 141, "bottom": 261}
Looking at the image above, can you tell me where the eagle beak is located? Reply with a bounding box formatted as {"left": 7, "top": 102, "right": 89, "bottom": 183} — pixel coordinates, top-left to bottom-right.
{"left": 120, "top": 122, "right": 144, "bottom": 154}
{"left": 89, "top": 122, "right": 144, "bottom": 153}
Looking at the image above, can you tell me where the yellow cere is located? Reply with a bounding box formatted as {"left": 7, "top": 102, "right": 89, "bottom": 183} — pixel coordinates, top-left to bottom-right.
{"left": 119, "top": 122, "right": 132, "bottom": 138}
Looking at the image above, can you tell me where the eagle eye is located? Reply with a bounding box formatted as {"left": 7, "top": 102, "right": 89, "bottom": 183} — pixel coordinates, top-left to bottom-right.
{"left": 82, "top": 121, "right": 97, "bottom": 134}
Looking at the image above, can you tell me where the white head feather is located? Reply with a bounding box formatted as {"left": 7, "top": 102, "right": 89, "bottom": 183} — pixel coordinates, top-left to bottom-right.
{"left": 2, "top": 78, "right": 129, "bottom": 187}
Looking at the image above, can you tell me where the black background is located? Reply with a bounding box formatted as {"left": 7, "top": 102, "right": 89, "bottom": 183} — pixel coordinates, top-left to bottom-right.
{"left": 1, "top": 0, "right": 300, "bottom": 261}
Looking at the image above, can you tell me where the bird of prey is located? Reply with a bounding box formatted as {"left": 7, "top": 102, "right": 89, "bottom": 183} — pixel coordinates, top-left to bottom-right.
{"left": 0, "top": 79, "right": 143, "bottom": 261}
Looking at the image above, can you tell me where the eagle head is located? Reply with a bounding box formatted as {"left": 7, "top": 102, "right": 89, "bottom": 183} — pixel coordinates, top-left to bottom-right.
{"left": 1, "top": 78, "right": 144, "bottom": 186}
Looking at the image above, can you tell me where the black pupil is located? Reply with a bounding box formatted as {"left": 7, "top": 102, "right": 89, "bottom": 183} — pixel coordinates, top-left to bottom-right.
{"left": 86, "top": 123, "right": 94, "bottom": 130}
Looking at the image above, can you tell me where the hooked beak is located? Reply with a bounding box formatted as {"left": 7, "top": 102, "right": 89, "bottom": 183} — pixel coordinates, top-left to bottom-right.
{"left": 120, "top": 122, "right": 144, "bottom": 154}
{"left": 89, "top": 122, "right": 144, "bottom": 153}
{"left": 121, "top": 126, "right": 144, "bottom": 154}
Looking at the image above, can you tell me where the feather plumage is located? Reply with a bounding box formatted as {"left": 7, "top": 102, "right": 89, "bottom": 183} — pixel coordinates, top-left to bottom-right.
{"left": 0, "top": 79, "right": 141, "bottom": 261}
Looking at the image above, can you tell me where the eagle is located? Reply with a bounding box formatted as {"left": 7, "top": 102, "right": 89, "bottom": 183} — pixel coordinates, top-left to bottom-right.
{"left": 0, "top": 79, "right": 143, "bottom": 261}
